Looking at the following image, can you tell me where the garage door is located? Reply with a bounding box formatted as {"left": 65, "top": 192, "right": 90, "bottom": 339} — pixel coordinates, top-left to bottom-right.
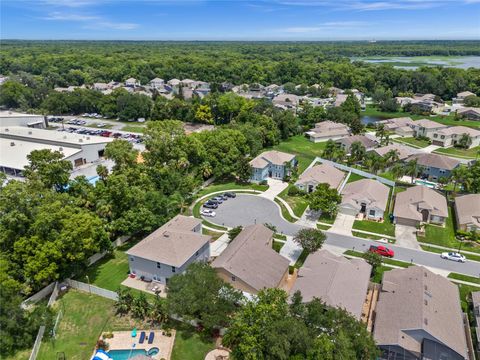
{"left": 395, "top": 217, "right": 419, "bottom": 227}
{"left": 432, "top": 140, "right": 444, "bottom": 146}
{"left": 340, "top": 205, "right": 358, "bottom": 216}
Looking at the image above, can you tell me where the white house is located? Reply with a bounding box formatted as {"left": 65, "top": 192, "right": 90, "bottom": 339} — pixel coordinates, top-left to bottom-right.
{"left": 125, "top": 77, "right": 140, "bottom": 87}
{"left": 149, "top": 78, "right": 165, "bottom": 89}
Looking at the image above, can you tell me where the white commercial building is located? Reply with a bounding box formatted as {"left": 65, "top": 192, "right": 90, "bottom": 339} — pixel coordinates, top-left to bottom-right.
{"left": 0, "top": 126, "right": 113, "bottom": 176}
{"left": 0, "top": 111, "right": 46, "bottom": 128}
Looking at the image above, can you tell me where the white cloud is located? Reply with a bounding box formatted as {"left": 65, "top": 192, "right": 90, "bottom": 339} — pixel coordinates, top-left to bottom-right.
{"left": 275, "top": 0, "right": 479, "bottom": 10}
{"left": 282, "top": 20, "right": 367, "bottom": 33}
{"left": 41, "top": 11, "right": 139, "bottom": 30}
{"left": 83, "top": 21, "right": 139, "bottom": 30}
{"left": 43, "top": 12, "right": 99, "bottom": 21}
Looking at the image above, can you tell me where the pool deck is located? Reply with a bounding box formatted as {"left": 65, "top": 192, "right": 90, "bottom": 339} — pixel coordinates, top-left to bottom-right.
{"left": 121, "top": 276, "right": 167, "bottom": 298}
{"left": 104, "top": 330, "right": 175, "bottom": 360}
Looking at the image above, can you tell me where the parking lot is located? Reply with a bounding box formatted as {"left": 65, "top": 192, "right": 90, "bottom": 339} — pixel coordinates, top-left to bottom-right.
{"left": 204, "top": 193, "right": 302, "bottom": 236}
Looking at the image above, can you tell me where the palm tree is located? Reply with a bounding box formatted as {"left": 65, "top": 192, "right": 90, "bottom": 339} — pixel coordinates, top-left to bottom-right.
{"left": 384, "top": 150, "right": 400, "bottom": 167}
{"left": 115, "top": 288, "right": 134, "bottom": 315}
{"left": 199, "top": 162, "right": 213, "bottom": 180}
{"left": 150, "top": 296, "right": 168, "bottom": 325}
{"left": 451, "top": 166, "right": 468, "bottom": 193}
{"left": 131, "top": 292, "right": 149, "bottom": 319}
{"left": 349, "top": 141, "right": 366, "bottom": 165}
{"left": 375, "top": 123, "right": 386, "bottom": 144}
{"left": 458, "top": 133, "right": 472, "bottom": 149}
{"left": 405, "top": 159, "right": 421, "bottom": 184}
{"left": 322, "top": 140, "right": 337, "bottom": 160}
{"left": 390, "top": 163, "right": 405, "bottom": 180}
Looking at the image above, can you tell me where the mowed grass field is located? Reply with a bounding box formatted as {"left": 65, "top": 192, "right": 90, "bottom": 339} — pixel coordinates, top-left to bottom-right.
{"left": 271, "top": 135, "right": 327, "bottom": 172}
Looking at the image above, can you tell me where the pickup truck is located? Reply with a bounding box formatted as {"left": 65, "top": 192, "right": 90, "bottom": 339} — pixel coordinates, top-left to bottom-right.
{"left": 369, "top": 245, "right": 394, "bottom": 258}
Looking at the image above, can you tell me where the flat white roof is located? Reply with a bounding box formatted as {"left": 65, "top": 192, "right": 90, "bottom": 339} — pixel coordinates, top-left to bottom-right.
{"left": 0, "top": 138, "right": 81, "bottom": 170}
{"left": 0, "top": 126, "right": 114, "bottom": 146}
{"left": 0, "top": 111, "right": 43, "bottom": 118}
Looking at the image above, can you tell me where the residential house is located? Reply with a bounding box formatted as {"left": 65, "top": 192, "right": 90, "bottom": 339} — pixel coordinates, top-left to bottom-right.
{"left": 455, "top": 194, "right": 480, "bottom": 232}
{"left": 305, "top": 121, "right": 350, "bottom": 143}
{"left": 406, "top": 153, "right": 461, "bottom": 181}
{"left": 430, "top": 126, "right": 480, "bottom": 148}
{"left": 396, "top": 96, "right": 444, "bottom": 113}
{"left": 295, "top": 163, "right": 345, "bottom": 193}
{"left": 328, "top": 87, "right": 344, "bottom": 96}
{"left": 373, "top": 266, "right": 468, "bottom": 360}
{"left": 93, "top": 82, "right": 110, "bottom": 91}
{"left": 369, "top": 143, "right": 417, "bottom": 161}
{"left": 411, "top": 119, "right": 447, "bottom": 138}
{"left": 379, "top": 117, "right": 415, "bottom": 136}
{"left": 181, "top": 79, "right": 195, "bottom": 88}
{"left": 290, "top": 249, "right": 371, "bottom": 319}
{"left": 125, "top": 77, "right": 140, "bottom": 87}
{"left": 457, "top": 107, "right": 480, "bottom": 121}
{"left": 393, "top": 185, "right": 448, "bottom": 227}
{"left": 149, "top": 78, "right": 164, "bottom": 89}
{"left": 472, "top": 291, "right": 480, "bottom": 351}
{"left": 333, "top": 93, "right": 348, "bottom": 107}
{"left": 336, "top": 135, "right": 378, "bottom": 153}
{"left": 340, "top": 179, "right": 390, "bottom": 220}
{"left": 453, "top": 91, "right": 476, "bottom": 104}
{"left": 272, "top": 93, "right": 299, "bottom": 110}
{"left": 167, "top": 78, "right": 181, "bottom": 88}
{"left": 126, "top": 215, "right": 210, "bottom": 284}
{"left": 249, "top": 150, "right": 297, "bottom": 182}
{"left": 211, "top": 224, "right": 290, "bottom": 294}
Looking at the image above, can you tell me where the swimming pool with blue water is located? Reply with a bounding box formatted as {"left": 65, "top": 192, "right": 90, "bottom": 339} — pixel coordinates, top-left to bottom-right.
{"left": 108, "top": 347, "right": 159, "bottom": 360}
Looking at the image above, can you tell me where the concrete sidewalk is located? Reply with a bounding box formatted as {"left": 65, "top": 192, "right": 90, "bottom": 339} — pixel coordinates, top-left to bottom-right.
{"left": 259, "top": 178, "right": 289, "bottom": 200}
{"left": 210, "top": 233, "right": 230, "bottom": 257}
{"left": 279, "top": 236, "right": 303, "bottom": 265}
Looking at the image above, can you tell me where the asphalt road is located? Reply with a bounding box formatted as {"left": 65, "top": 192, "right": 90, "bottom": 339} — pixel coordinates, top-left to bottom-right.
{"left": 208, "top": 194, "right": 480, "bottom": 278}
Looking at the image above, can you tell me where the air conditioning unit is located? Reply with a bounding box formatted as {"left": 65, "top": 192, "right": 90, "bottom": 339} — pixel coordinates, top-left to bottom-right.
{"left": 10, "top": 142, "right": 15, "bottom": 146}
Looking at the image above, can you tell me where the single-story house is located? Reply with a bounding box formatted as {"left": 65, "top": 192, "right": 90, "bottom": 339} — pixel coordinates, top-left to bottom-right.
{"left": 379, "top": 117, "right": 415, "bottom": 132}
{"left": 340, "top": 179, "right": 390, "bottom": 220}
{"left": 125, "top": 77, "right": 140, "bottom": 87}
{"left": 93, "top": 82, "right": 110, "bottom": 91}
{"left": 453, "top": 91, "right": 476, "bottom": 104}
{"left": 272, "top": 93, "right": 299, "bottom": 109}
{"left": 305, "top": 121, "right": 350, "bottom": 143}
{"left": 393, "top": 185, "right": 448, "bottom": 227}
{"left": 336, "top": 135, "right": 378, "bottom": 153}
{"left": 411, "top": 119, "right": 448, "bottom": 138}
{"left": 455, "top": 194, "right": 480, "bottom": 232}
{"left": 290, "top": 249, "right": 371, "bottom": 319}
{"left": 211, "top": 224, "right": 290, "bottom": 294}
{"left": 373, "top": 266, "right": 468, "bottom": 360}
{"left": 126, "top": 215, "right": 210, "bottom": 284}
{"left": 405, "top": 153, "right": 461, "bottom": 181}
{"left": 395, "top": 125, "right": 415, "bottom": 137}
{"left": 295, "top": 163, "right": 345, "bottom": 193}
{"left": 369, "top": 143, "right": 417, "bottom": 161}
{"left": 249, "top": 150, "right": 297, "bottom": 182}
{"left": 457, "top": 107, "right": 480, "bottom": 121}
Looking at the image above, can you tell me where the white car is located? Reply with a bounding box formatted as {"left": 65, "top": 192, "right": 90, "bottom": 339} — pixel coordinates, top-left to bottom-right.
{"left": 200, "top": 209, "right": 216, "bottom": 217}
{"left": 440, "top": 252, "right": 466, "bottom": 263}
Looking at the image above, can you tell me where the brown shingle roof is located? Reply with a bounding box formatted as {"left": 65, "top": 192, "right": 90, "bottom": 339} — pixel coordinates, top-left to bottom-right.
{"left": 394, "top": 185, "right": 448, "bottom": 221}
{"left": 126, "top": 215, "right": 209, "bottom": 267}
{"left": 413, "top": 119, "right": 447, "bottom": 129}
{"left": 341, "top": 179, "right": 390, "bottom": 212}
{"left": 337, "top": 135, "right": 377, "bottom": 149}
{"left": 211, "top": 225, "right": 290, "bottom": 292}
{"left": 455, "top": 194, "right": 480, "bottom": 228}
{"left": 407, "top": 153, "right": 460, "bottom": 171}
{"left": 373, "top": 266, "right": 468, "bottom": 359}
{"left": 295, "top": 163, "right": 345, "bottom": 189}
{"left": 290, "top": 250, "right": 371, "bottom": 319}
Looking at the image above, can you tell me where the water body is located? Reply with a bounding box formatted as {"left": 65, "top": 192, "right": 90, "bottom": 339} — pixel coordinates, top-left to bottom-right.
{"left": 361, "top": 115, "right": 384, "bottom": 125}
{"left": 351, "top": 56, "right": 480, "bottom": 70}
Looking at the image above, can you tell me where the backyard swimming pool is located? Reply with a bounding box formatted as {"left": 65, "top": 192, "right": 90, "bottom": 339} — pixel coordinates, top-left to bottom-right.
{"left": 108, "top": 347, "right": 159, "bottom": 360}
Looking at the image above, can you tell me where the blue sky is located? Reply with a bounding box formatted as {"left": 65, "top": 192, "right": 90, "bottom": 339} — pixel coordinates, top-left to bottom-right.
{"left": 1, "top": 0, "right": 479, "bottom": 40}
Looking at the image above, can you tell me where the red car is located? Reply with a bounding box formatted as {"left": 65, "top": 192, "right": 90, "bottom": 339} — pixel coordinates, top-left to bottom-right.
{"left": 369, "top": 245, "right": 394, "bottom": 258}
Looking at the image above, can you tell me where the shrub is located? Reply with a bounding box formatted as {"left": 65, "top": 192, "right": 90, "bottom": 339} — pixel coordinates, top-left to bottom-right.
{"left": 287, "top": 185, "right": 302, "bottom": 196}
{"left": 259, "top": 180, "right": 268, "bottom": 186}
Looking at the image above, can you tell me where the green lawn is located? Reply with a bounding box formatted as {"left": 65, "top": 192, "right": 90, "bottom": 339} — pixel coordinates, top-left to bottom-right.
{"left": 294, "top": 249, "right": 309, "bottom": 268}
{"left": 346, "top": 172, "right": 368, "bottom": 183}
{"left": 352, "top": 231, "right": 386, "bottom": 241}
{"left": 448, "top": 273, "right": 480, "bottom": 285}
{"left": 433, "top": 146, "right": 480, "bottom": 159}
{"left": 274, "top": 198, "right": 297, "bottom": 223}
{"left": 271, "top": 135, "right": 327, "bottom": 172}
{"left": 393, "top": 137, "right": 430, "bottom": 148}
{"left": 317, "top": 223, "right": 331, "bottom": 230}
{"left": 352, "top": 219, "right": 395, "bottom": 237}
{"left": 344, "top": 250, "right": 411, "bottom": 268}
{"left": 458, "top": 284, "right": 480, "bottom": 312}
{"left": 202, "top": 228, "right": 224, "bottom": 241}
{"left": 37, "top": 290, "right": 215, "bottom": 360}
{"left": 371, "top": 265, "right": 391, "bottom": 283}
{"left": 121, "top": 125, "right": 146, "bottom": 133}
{"left": 273, "top": 240, "right": 285, "bottom": 253}
{"left": 318, "top": 212, "right": 336, "bottom": 224}
{"left": 278, "top": 185, "right": 309, "bottom": 217}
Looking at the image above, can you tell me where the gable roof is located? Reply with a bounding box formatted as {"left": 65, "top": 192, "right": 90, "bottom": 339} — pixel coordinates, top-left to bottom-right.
{"left": 455, "top": 194, "right": 480, "bottom": 227}
{"left": 457, "top": 91, "right": 475, "bottom": 98}
{"left": 249, "top": 150, "right": 295, "bottom": 168}
{"left": 337, "top": 135, "right": 377, "bottom": 149}
{"left": 290, "top": 250, "right": 371, "bottom": 319}
{"left": 374, "top": 266, "right": 468, "bottom": 359}
{"left": 341, "top": 179, "right": 390, "bottom": 211}
{"left": 394, "top": 185, "right": 448, "bottom": 221}
{"left": 295, "top": 163, "right": 345, "bottom": 189}
{"left": 436, "top": 125, "right": 480, "bottom": 138}
{"left": 307, "top": 121, "right": 350, "bottom": 138}
{"left": 126, "top": 215, "right": 210, "bottom": 267}
{"left": 371, "top": 143, "right": 416, "bottom": 160}
{"left": 380, "top": 117, "right": 414, "bottom": 130}
{"left": 407, "top": 153, "right": 460, "bottom": 171}
{"left": 458, "top": 107, "right": 480, "bottom": 115}
{"left": 413, "top": 119, "right": 447, "bottom": 129}
{"left": 211, "top": 225, "right": 290, "bottom": 292}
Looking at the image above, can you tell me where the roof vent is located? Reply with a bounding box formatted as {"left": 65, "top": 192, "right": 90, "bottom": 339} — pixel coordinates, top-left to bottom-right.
{"left": 86, "top": 137, "right": 90, "bottom": 140}
{"left": 78, "top": 139, "right": 83, "bottom": 143}
{"left": 163, "top": 231, "right": 170, "bottom": 238}
{"left": 5, "top": 128, "right": 9, "bottom": 132}
{"left": 28, "top": 131, "right": 32, "bottom": 135}
{"left": 10, "top": 141, "right": 15, "bottom": 146}
{"left": 59, "top": 147, "right": 63, "bottom": 151}
{"left": 63, "top": 135, "right": 67, "bottom": 139}
{"left": 424, "top": 318, "right": 428, "bottom": 326}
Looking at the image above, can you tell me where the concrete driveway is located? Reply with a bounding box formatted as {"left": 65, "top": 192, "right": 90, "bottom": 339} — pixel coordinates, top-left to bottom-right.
{"left": 395, "top": 224, "right": 421, "bottom": 250}
{"left": 329, "top": 213, "right": 355, "bottom": 235}
{"left": 207, "top": 194, "right": 302, "bottom": 236}
{"left": 259, "top": 178, "right": 288, "bottom": 200}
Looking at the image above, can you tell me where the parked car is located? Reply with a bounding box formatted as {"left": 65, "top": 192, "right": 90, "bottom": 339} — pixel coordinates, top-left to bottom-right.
{"left": 224, "top": 192, "right": 236, "bottom": 198}
{"left": 211, "top": 197, "right": 223, "bottom": 204}
{"left": 203, "top": 202, "right": 218, "bottom": 209}
{"left": 369, "top": 245, "right": 394, "bottom": 258}
{"left": 200, "top": 209, "right": 216, "bottom": 217}
{"left": 440, "top": 252, "right": 466, "bottom": 263}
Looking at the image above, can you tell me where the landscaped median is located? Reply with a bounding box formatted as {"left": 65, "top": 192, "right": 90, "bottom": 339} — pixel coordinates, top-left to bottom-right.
{"left": 273, "top": 197, "right": 298, "bottom": 223}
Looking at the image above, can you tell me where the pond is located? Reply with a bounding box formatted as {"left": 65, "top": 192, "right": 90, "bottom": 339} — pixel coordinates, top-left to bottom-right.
{"left": 351, "top": 56, "right": 480, "bottom": 70}
{"left": 361, "top": 115, "right": 384, "bottom": 125}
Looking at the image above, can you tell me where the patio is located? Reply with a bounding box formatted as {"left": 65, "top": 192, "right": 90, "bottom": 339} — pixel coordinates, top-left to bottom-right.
{"left": 103, "top": 330, "right": 175, "bottom": 360}
{"left": 121, "top": 276, "right": 167, "bottom": 298}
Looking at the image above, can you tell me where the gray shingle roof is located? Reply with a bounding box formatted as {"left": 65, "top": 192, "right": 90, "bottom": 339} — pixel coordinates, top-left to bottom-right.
{"left": 341, "top": 179, "right": 390, "bottom": 212}
{"left": 394, "top": 185, "right": 448, "bottom": 221}
{"left": 249, "top": 150, "right": 295, "bottom": 168}
{"left": 407, "top": 153, "right": 460, "bottom": 171}
{"left": 455, "top": 194, "right": 480, "bottom": 228}
{"left": 295, "top": 163, "right": 345, "bottom": 189}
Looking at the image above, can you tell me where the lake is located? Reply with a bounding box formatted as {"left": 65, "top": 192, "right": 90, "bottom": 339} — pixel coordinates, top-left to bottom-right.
{"left": 361, "top": 115, "right": 384, "bottom": 125}
{"left": 351, "top": 56, "right": 480, "bottom": 70}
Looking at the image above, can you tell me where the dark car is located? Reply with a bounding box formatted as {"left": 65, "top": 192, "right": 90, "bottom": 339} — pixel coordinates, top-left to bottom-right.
{"left": 203, "top": 202, "right": 218, "bottom": 209}
{"left": 224, "top": 192, "right": 236, "bottom": 198}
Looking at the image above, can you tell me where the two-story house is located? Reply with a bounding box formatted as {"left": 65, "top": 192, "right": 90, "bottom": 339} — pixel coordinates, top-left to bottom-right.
{"left": 411, "top": 119, "right": 447, "bottom": 138}
{"left": 406, "top": 153, "right": 461, "bottom": 181}
{"left": 249, "top": 150, "right": 297, "bottom": 182}
{"left": 126, "top": 215, "right": 210, "bottom": 284}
